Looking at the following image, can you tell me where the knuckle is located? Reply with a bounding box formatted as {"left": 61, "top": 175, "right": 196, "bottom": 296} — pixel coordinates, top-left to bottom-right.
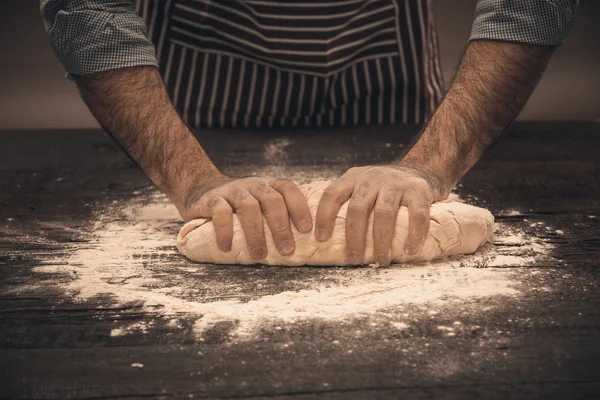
{"left": 253, "top": 183, "right": 272, "bottom": 197}
{"left": 404, "top": 189, "right": 432, "bottom": 206}
{"left": 278, "top": 180, "right": 298, "bottom": 192}
{"left": 374, "top": 207, "right": 394, "bottom": 220}
{"left": 382, "top": 191, "right": 398, "bottom": 206}
{"left": 354, "top": 182, "right": 371, "bottom": 198}
{"left": 260, "top": 194, "right": 285, "bottom": 214}
{"left": 230, "top": 188, "right": 251, "bottom": 202}
{"left": 347, "top": 201, "right": 368, "bottom": 215}
{"left": 411, "top": 212, "right": 429, "bottom": 223}
{"left": 374, "top": 227, "right": 392, "bottom": 243}
{"left": 244, "top": 221, "right": 264, "bottom": 236}
{"left": 206, "top": 196, "right": 224, "bottom": 210}
{"left": 397, "top": 181, "right": 412, "bottom": 193}
{"left": 270, "top": 218, "right": 290, "bottom": 235}
{"left": 342, "top": 166, "right": 363, "bottom": 179}
{"left": 402, "top": 177, "right": 419, "bottom": 188}
{"left": 238, "top": 198, "right": 260, "bottom": 213}
{"left": 264, "top": 190, "right": 285, "bottom": 205}
{"left": 410, "top": 178, "right": 430, "bottom": 192}
{"left": 413, "top": 195, "right": 433, "bottom": 208}
{"left": 321, "top": 187, "right": 340, "bottom": 202}
{"left": 366, "top": 166, "right": 384, "bottom": 176}
{"left": 241, "top": 194, "right": 259, "bottom": 206}
{"left": 345, "top": 214, "right": 363, "bottom": 231}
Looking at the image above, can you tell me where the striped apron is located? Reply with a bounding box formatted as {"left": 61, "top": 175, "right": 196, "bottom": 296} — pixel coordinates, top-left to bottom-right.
{"left": 135, "top": 0, "right": 445, "bottom": 128}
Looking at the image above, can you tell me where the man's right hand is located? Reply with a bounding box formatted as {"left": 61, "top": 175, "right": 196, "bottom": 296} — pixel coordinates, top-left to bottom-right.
{"left": 175, "top": 175, "right": 313, "bottom": 259}
{"left": 74, "top": 67, "right": 311, "bottom": 260}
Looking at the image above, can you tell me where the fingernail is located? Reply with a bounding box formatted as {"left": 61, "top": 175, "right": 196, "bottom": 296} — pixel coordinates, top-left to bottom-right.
{"left": 279, "top": 240, "right": 294, "bottom": 256}
{"left": 405, "top": 246, "right": 417, "bottom": 255}
{"left": 299, "top": 219, "right": 312, "bottom": 233}
{"left": 376, "top": 253, "right": 389, "bottom": 266}
{"left": 346, "top": 251, "right": 362, "bottom": 265}
{"left": 252, "top": 246, "right": 267, "bottom": 259}
{"left": 220, "top": 241, "right": 232, "bottom": 252}
{"left": 315, "top": 228, "right": 328, "bottom": 242}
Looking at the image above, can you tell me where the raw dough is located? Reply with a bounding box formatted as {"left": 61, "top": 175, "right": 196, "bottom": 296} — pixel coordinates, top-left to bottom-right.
{"left": 177, "top": 181, "right": 494, "bottom": 266}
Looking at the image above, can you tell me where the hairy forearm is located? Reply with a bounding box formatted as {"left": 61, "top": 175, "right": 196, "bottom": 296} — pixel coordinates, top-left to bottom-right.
{"left": 74, "top": 66, "right": 220, "bottom": 202}
{"left": 399, "top": 40, "right": 554, "bottom": 193}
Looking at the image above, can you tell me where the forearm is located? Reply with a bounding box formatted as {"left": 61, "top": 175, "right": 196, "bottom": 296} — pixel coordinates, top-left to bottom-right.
{"left": 399, "top": 40, "right": 554, "bottom": 193}
{"left": 74, "top": 66, "right": 221, "bottom": 203}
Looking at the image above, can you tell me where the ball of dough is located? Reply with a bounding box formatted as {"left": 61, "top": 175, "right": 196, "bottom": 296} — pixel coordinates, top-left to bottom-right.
{"left": 177, "top": 181, "right": 494, "bottom": 266}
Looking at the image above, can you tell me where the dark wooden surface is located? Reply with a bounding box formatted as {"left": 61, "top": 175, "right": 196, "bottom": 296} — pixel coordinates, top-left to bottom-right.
{"left": 1, "top": 123, "right": 599, "bottom": 399}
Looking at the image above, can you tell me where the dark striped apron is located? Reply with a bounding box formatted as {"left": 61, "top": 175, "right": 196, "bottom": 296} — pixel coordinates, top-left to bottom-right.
{"left": 135, "top": 0, "right": 444, "bottom": 128}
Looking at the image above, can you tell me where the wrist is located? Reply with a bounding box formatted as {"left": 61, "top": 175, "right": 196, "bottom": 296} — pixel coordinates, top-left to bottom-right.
{"left": 394, "top": 129, "right": 457, "bottom": 198}
{"left": 393, "top": 157, "right": 453, "bottom": 199}
{"left": 167, "top": 168, "right": 227, "bottom": 209}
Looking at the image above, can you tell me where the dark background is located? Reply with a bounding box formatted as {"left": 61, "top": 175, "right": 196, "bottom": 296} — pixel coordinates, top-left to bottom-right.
{"left": 0, "top": 0, "right": 599, "bottom": 129}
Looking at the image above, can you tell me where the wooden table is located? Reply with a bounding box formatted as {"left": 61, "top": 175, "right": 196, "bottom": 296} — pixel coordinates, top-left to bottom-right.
{"left": 1, "top": 123, "right": 599, "bottom": 399}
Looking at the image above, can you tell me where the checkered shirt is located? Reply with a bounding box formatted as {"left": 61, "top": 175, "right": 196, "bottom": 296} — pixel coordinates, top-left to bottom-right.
{"left": 40, "top": 0, "right": 580, "bottom": 77}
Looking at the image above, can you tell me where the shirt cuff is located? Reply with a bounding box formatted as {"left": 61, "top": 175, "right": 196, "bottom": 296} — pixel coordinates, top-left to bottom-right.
{"left": 469, "top": 0, "right": 578, "bottom": 46}
{"left": 47, "top": 9, "right": 158, "bottom": 79}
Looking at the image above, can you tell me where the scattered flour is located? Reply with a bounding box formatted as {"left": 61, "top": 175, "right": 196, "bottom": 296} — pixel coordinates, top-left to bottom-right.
{"left": 110, "top": 328, "right": 126, "bottom": 337}
{"left": 503, "top": 210, "right": 522, "bottom": 216}
{"left": 29, "top": 192, "right": 554, "bottom": 341}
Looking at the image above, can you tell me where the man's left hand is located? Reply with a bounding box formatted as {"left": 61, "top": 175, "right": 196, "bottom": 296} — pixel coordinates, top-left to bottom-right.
{"left": 314, "top": 164, "right": 449, "bottom": 267}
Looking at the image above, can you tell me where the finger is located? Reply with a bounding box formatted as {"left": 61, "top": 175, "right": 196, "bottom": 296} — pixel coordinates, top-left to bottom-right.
{"left": 314, "top": 181, "right": 354, "bottom": 242}
{"left": 270, "top": 179, "right": 312, "bottom": 233}
{"left": 249, "top": 183, "right": 295, "bottom": 256}
{"left": 345, "top": 181, "right": 379, "bottom": 265}
{"left": 372, "top": 186, "right": 402, "bottom": 266}
{"left": 200, "top": 195, "right": 234, "bottom": 252}
{"left": 403, "top": 190, "right": 432, "bottom": 256}
{"left": 226, "top": 188, "right": 267, "bottom": 260}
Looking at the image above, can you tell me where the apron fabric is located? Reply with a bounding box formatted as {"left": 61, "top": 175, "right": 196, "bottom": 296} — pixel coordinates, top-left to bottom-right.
{"left": 135, "top": 0, "right": 445, "bottom": 128}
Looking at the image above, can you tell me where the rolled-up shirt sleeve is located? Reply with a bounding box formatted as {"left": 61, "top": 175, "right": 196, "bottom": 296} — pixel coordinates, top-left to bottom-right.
{"left": 470, "top": 0, "right": 579, "bottom": 46}
{"left": 41, "top": 0, "right": 158, "bottom": 78}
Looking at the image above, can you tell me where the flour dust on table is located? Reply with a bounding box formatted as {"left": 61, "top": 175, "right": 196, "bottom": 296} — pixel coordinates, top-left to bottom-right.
{"left": 16, "top": 187, "right": 555, "bottom": 341}
{"left": 178, "top": 181, "right": 495, "bottom": 266}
